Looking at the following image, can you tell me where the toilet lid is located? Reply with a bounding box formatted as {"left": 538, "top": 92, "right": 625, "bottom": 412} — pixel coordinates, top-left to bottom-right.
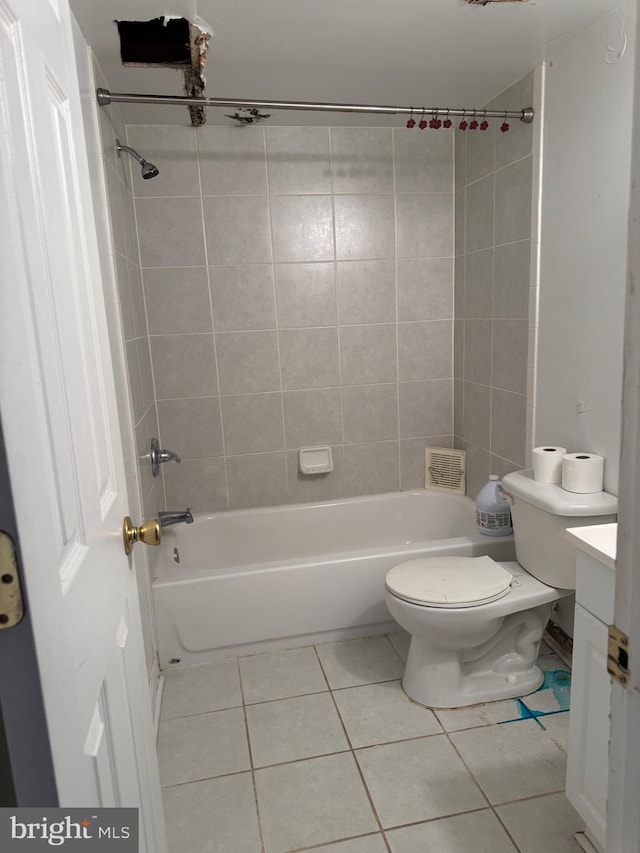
{"left": 385, "top": 555, "right": 513, "bottom": 607}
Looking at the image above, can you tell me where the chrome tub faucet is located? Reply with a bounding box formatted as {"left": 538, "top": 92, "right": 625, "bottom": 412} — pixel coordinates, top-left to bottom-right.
{"left": 158, "top": 509, "right": 194, "bottom": 527}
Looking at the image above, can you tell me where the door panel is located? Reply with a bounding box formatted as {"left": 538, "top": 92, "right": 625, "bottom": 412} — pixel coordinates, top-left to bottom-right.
{"left": 0, "top": 0, "right": 166, "bottom": 847}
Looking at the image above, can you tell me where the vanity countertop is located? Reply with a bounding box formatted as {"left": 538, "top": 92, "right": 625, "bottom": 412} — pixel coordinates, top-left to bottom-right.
{"left": 565, "top": 523, "right": 617, "bottom": 571}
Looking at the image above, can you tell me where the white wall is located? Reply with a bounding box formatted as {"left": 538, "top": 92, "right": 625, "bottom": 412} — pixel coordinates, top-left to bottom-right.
{"left": 536, "top": 2, "right": 636, "bottom": 498}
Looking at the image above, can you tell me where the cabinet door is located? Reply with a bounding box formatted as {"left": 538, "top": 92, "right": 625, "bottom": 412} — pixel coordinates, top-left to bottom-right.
{"left": 566, "top": 604, "right": 611, "bottom": 850}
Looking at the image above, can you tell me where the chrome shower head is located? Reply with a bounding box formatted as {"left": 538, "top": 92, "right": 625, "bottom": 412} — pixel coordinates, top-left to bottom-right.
{"left": 116, "top": 139, "right": 160, "bottom": 180}
{"left": 140, "top": 160, "right": 160, "bottom": 180}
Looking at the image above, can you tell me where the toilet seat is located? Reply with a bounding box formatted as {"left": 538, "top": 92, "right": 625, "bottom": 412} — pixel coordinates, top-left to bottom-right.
{"left": 385, "top": 555, "right": 513, "bottom": 608}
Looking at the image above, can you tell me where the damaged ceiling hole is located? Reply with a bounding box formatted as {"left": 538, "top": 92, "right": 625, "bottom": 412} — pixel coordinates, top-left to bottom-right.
{"left": 116, "top": 17, "right": 210, "bottom": 126}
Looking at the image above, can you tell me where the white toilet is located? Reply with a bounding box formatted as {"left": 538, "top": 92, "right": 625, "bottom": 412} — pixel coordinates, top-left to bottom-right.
{"left": 385, "top": 469, "right": 617, "bottom": 708}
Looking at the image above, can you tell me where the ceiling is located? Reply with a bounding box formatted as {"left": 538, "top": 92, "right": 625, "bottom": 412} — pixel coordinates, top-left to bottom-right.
{"left": 71, "top": 0, "right": 621, "bottom": 126}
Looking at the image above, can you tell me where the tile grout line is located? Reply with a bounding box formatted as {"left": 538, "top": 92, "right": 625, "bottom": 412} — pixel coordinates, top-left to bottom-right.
{"left": 462, "top": 151, "right": 533, "bottom": 191}
{"left": 161, "top": 747, "right": 567, "bottom": 808}
{"left": 442, "top": 722, "right": 569, "bottom": 853}
{"left": 236, "top": 657, "right": 267, "bottom": 853}
{"left": 491, "top": 789, "right": 575, "bottom": 853}
{"left": 124, "top": 140, "right": 163, "bottom": 514}
{"left": 194, "top": 126, "right": 230, "bottom": 509}
{"left": 491, "top": 810, "right": 525, "bottom": 853}
{"left": 125, "top": 189, "right": 463, "bottom": 200}
{"left": 391, "top": 128, "right": 401, "bottom": 491}
{"left": 440, "top": 724, "right": 526, "bottom": 851}
{"left": 123, "top": 179, "right": 166, "bottom": 505}
{"left": 386, "top": 631, "right": 407, "bottom": 666}
{"left": 261, "top": 128, "right": 291, "bottom": 504}
{"left": 160, "top": 766, "right": 257, "bottom": 790}
{"left": 377, "top": 804, "right": 498, "bottom": 834}
{"left": 137, "top": 252, "right": 455, "bottom": 271}
{"left": 442, "top": 730, "right": 493, "bottom": 809}
{"left": 154, "top": 374, "right": 453, "bottom": 391}
{"left": 489, "top": 130, "right": 497, "bottom": 466}
{"left": 286, "top": 831, "right": 386, "bottom": 853}
{"left": 327, "top": 128, "right": 348, "bottom": 499}
{"left": 311, "top": 645, "right": 394, "bottom": 853}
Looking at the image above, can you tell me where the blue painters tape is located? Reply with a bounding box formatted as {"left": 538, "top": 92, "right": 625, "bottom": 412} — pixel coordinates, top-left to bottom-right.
{"left": 497, "top": 669, "right": 572, "bottom": 725}
{"left": 544, "top": 669, "right": 571, "bottom": 710}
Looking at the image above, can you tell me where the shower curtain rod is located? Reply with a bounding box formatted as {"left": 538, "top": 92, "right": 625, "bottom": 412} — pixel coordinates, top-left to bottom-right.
{"left": 95, "top": 88, "right": 534, "bottom": 123}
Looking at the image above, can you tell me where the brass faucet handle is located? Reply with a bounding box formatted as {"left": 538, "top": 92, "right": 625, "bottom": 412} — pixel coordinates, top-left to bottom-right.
{"left": 123, "top": 516, "right": 162, "bottom": 556}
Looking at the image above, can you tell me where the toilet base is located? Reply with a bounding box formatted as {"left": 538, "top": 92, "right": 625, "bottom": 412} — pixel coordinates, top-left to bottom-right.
{"left": 401, "top": 603, "right": 552, "bottom": 708}
{"left": 403, "top": 649, "right": 544, "bottom": 708}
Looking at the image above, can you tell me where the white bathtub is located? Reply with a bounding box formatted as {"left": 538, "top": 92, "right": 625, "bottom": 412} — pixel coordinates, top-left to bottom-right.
{"left": 153, "top": 489, "right": 516, "bottom": 668}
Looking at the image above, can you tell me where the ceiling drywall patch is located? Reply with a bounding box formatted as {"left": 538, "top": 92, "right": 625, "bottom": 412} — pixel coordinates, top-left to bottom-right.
{"left": 163, "top": 9, "right": 213, "bottom": 38}
{"left": 116, "top": 16, "right": 211, "bottom": 126}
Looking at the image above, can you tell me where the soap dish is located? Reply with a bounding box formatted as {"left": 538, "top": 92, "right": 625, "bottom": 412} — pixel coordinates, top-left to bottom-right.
{"left": 299, "top": 446, "right": 333, "bottom": 475}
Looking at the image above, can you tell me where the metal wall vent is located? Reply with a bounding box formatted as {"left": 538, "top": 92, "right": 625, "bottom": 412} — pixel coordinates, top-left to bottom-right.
{"left": 425, "top": 447, "right": 466, "bottom": 494}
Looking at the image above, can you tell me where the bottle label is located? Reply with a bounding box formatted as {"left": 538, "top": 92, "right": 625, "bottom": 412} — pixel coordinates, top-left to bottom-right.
{"left": 476, "top": 509, "right": 512, "bottom": 530}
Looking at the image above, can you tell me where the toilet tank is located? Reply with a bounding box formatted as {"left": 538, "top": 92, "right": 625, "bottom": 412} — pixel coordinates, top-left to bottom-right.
{"left": 500, "top": 469, "right": 617, "bottom": 590}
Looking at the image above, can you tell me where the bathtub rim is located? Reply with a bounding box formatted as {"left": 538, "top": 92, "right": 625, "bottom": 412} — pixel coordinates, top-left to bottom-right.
{"left": 155, "top": 486, "right": 485, "bottom": 582}
{"left": 154, "top": 531, "right": 516, "bottom": 585}
{"left": 167, "top": 486, "right": 473, "bottom": 525}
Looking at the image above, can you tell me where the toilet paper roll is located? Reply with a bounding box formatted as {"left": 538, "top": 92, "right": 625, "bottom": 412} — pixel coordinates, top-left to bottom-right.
{"left": 561, "top": 453, "right": 605, "bottom": 494}
{"left": 532, "top": 446, "right": 567, "bottom": 483}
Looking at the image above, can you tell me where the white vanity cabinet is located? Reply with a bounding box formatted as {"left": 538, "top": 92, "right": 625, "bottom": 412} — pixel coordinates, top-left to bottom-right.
{"left": 565, "top": 524, "right": 616, "bottom": 853}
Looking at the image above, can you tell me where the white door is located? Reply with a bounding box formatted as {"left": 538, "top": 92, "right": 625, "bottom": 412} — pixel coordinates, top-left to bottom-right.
{"left": 0, "top": 0, "right": 166, "bottom": 849}
{"left": 607, "top": 2, "right": 640, "bottom": 850}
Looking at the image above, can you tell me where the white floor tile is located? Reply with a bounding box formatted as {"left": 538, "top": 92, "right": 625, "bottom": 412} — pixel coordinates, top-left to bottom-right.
{"left": 157, "top": 708, "right": 250, "bottom": 786}
{"left": 316, "top": 636, "right": 405, "bottom": 689}
{"left": 306, "top": 835, "right": 388, "bottom": 852}
{"left": 162, "top": 772, "right": 260, "bottom": 853}
{"left": 435, "top": 699, "right": 523, "bottom": 732}
{"left": 450, "top": 719, "right": 567, "bottom": 804}
{"left": 333, "top": 680, "right": 442, "bottom": 747}
{"left": 158, "top": 642, "right": 580, "bottom": 853}
{"left": 246, "top": 692, "right": 349, "bottom": 767}
{"left": 523, "top": 686, "right": 569, "bottom": 714}
{"left": 255, "top": 752, "right": 378, "bottom": 853}
{"left": 497, "top": 792, "right": 584, "bottom": 853}
{"left": 539, "top": 712, "right": 570, "bottom": 752}
{"left": 239, "top": 646, "right": 328, "bottom": 703}
{"left": 388, "top": 630, "right": 410, "bottom": 662}
{"left": 537, "top": 654, "right": 568, "bottom": 672}
{"left": 386, "top": 809, "right": 518, "bottom": 852}
{"left": 356, "top": 734, "right": 485, "bottom": 828}
{"left": 161, "top": 659, "right": 242, "bottom": 719}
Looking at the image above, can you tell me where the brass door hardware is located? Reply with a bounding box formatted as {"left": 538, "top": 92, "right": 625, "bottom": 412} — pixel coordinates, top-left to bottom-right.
{"left": 0, "top": 531, "right": 24, "bottom": 629}
{"left": 608, "top": 624, "right": 630, "bottom": 687}
{"left": 122, "top": 517, "right": 162, "bottom": 556}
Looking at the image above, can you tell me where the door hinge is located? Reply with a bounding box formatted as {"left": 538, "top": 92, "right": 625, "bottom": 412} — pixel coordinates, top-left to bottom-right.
{"left": 0, "top": 531, "right": 24, "bottom": 630}
{"left": 608, "top": 624, "right": 630, "bottom": 687}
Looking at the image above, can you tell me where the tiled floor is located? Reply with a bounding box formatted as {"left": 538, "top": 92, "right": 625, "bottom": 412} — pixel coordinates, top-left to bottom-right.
{"left": 159, "top": 632, "right": 582, "bottom": 853}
